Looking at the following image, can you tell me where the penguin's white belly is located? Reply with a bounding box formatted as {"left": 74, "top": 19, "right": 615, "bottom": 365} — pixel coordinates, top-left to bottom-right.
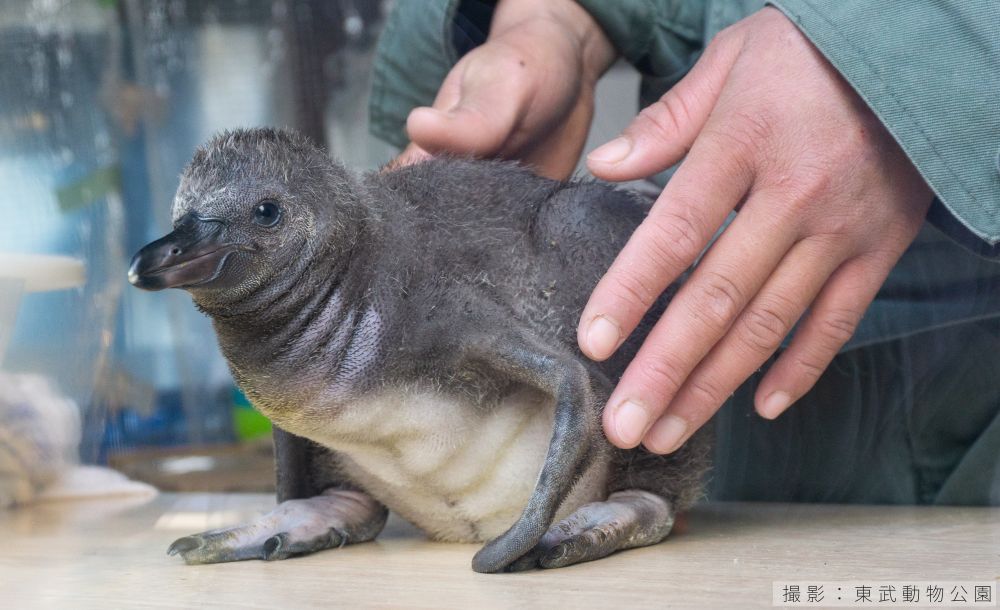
{"left": 308, "top": 386, "right": 605, "bottom": 542}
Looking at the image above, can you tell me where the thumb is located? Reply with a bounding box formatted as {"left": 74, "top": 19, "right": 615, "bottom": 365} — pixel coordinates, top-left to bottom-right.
{"left": 405, "top": 54, "right": 530, "bottom": 157}
{"left": 587, "top": 32, "right": 742, "bottom": 181}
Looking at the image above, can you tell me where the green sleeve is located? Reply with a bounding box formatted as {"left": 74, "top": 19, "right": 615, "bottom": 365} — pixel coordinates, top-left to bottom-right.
{"left": 768, "top": 0, "right": 1000, "bottom": 257}
{"left": 369, "top": 0, "right": 461, "bottom": 150}
{"left": 573, "top": 0, "right": 703, "bottom": 75}
{"left": 573, "top": 0, "right": 706, "bottom": 105}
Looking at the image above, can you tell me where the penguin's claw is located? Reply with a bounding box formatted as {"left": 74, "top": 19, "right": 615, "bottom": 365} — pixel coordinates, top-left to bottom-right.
{"left": 167, "top": 489, "right": 386, "bottom": 565}
{"left": 166, "top": 536, "right": 203, "bottom": 557}
{"left": 498, "top": 489, "right": 676, "bottom": 571}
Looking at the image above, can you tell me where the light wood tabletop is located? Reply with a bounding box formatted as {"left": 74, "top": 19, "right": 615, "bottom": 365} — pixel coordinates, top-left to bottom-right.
{"left": 2, "top": 493, "right": 997, "bottom": 609}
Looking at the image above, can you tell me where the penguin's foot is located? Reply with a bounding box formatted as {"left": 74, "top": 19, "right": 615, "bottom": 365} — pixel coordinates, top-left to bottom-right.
{"left": 167, "top": 489, "right": 387, "bottom": 564}
{"left": 504, "top": 489, "right": 675, "bottom": 571}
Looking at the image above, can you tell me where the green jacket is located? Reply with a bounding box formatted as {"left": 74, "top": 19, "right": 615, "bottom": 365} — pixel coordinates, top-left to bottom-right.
{"left": 368, "top": 0, "right": 1000, "bottom": 350}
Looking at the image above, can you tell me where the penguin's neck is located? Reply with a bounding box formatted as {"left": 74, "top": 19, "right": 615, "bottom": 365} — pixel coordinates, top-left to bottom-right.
{"left": 208, "top": 225, "right": 389, "bottom": 403}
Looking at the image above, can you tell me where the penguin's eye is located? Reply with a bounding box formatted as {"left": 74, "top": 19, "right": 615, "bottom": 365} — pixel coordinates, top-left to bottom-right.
{"left": 253, "top": 200, "right": 281, "bottom": 227}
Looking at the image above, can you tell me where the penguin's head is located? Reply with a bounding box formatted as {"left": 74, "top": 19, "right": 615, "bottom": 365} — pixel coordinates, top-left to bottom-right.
{"left": 128, "top": 128, "right": 363, "bottom": 306}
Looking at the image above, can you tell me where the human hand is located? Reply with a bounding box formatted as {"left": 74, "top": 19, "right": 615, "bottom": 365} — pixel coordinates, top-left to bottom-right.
{"left": 397, "top": 0, "right": 616, "bottom": 180}
{"left": 579, "top": 8, "right": 934, "bottom": 453}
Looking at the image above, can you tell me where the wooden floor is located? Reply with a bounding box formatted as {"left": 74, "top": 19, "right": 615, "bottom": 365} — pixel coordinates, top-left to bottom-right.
{"left": 2, "top": 493, "right": 997, "bottom": 609}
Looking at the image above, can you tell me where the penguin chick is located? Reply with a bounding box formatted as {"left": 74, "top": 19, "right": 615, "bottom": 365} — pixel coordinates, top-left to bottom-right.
{"left": 129, "top": 128, "right": 710, "bottom": 573}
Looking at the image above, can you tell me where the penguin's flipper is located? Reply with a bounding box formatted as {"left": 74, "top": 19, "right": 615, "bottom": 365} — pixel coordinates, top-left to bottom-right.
{"left": 505, "top": 489, "right": 675, "bottom": 571}
{"left": 167, "top": 489, "right": 387, "bottom": 564}
{"left": 464, "top": 335, "right": 609, "bottom": 574}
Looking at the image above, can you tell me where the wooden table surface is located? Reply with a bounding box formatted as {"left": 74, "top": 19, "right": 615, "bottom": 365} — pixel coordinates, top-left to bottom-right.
{"left": 2, "top": 493, "right": 997, "bottom": 609}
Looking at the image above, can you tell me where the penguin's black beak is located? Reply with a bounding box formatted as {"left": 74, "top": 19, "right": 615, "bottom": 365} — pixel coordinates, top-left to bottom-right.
{"left": 128, "top": 213, "right": 240, "bottom": 291}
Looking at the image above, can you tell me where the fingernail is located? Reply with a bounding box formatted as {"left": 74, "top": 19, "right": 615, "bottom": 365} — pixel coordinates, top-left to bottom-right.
{"left": 587, "top": 137, "right": 632, "bottom": 164}
{"left": 760, "top": 391, "right": 791, "bottom": 419}
{"left": 644, "top": 415, "right": 689, "bottom": 454}
{"left": 586, "top": 315, "right": 621, "bottom": 359}
{"left": 614, "top": 400, "right": 649, "bottom": 447}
